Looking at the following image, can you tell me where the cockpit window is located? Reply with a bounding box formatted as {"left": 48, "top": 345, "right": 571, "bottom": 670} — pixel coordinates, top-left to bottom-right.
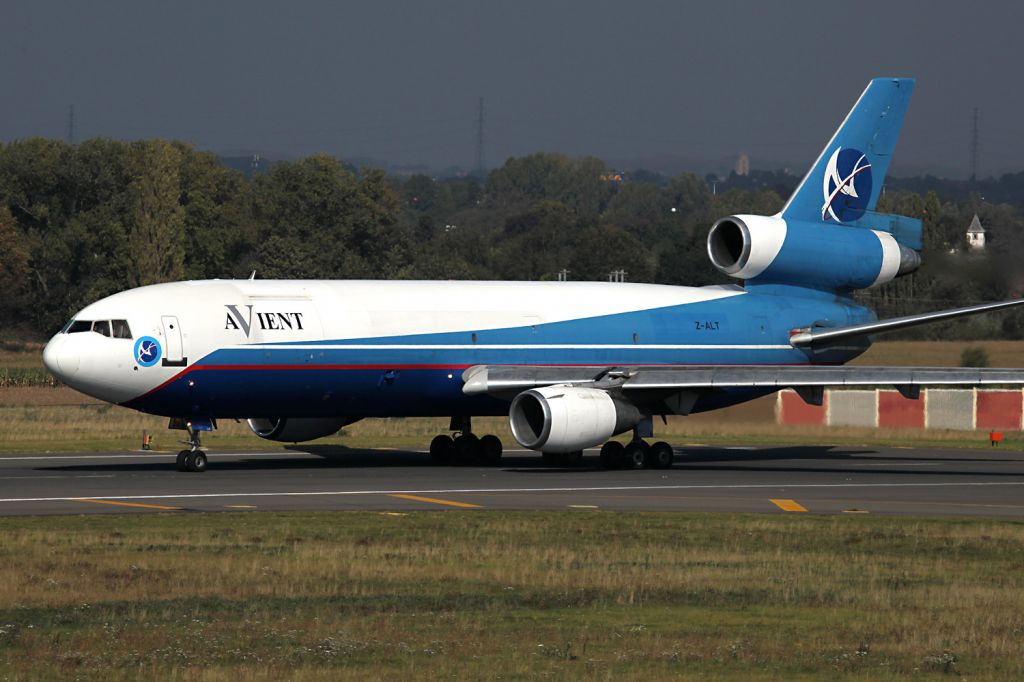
{"left": 111, "top": 320, "right": 132, "bottom": 339}
{"left": 64, "top": 319, "right": 132, "bottom": 337}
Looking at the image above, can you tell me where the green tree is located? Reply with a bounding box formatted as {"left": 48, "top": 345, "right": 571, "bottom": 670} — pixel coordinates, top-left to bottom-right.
{"left": 125, "top": 141, "right": 186, "bottom": 287}
{"left": 0, "top": 207, "right": 30, "bottom": 321}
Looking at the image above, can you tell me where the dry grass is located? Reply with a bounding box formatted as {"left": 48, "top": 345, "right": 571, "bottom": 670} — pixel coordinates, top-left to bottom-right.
{"left": 853, "top": 340, "right": 1024, "bottom": 367}
{"left": 0, "top": 340, "right": 45, "bottom": 370}
{"left": 0, "top": 512, "right": 1022, "bottom": 679}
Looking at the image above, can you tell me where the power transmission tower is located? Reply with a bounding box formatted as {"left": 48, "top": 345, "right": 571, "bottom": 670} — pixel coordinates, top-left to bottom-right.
{"left": 475, "top": 97, "right": 485, "bottom": 178}
{"left": 66, "top": 105, "right": 75, "bottom": 144}
{"left": 970, "top": 107, "right": 980, "bottom": 183}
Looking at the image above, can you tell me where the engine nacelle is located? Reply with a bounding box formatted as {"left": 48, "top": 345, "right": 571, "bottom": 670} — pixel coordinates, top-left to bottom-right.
{"left": 509, "top": 385, "right": 642, "bottom": 453}
{"left": 707, "top": 214, "right": 920, "bottom": 291}
{"left": 247, "top": 417, "right": 354, "bottom": 443}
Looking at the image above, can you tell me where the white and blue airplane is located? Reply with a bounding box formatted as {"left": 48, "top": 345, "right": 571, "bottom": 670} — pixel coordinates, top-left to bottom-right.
{"left": 42, "top": 78, "right": 1024, "bottom": 472}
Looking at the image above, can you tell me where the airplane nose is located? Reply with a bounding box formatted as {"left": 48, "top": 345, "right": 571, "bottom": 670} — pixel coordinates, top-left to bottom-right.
{"left": 42, "top": 335, "right": 79, "bottom": 379}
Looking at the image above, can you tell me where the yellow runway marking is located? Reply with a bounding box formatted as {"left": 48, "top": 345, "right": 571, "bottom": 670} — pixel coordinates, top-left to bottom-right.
{"left": 389, "top": 494, "right": 481, "bottom": 508}
{"left": 770, "top": 498, "right": 807, "bottom": 512}
{"left": 75, "top": 498, "right": 180, "bottom": 511}
{"left": 224, "top": 505, "right": 257, "bottom": 509}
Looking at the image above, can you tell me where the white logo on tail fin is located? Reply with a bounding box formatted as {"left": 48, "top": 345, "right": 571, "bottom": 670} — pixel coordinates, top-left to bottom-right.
{"left": 821, "top": 147, "right": 872, "bottom": 222}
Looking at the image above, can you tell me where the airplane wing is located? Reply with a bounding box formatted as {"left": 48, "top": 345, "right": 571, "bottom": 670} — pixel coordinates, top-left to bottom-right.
{"left": 462, "top": 364, "right": 1024, "bottom": 410}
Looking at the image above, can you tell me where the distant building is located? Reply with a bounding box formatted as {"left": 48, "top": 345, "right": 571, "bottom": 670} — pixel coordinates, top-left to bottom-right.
{"left": 735, "top": 153, "right": 750, "bottom": 176}
{"left": 967, "top": 214, "right": 986, "bottom": 250}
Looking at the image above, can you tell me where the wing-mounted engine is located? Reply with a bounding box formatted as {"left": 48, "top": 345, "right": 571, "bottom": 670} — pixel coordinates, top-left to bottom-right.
{"left": 707, "top": 214, "right": 920, "bottom": 292}
{"left": 509, "top": 385, "right": 642, "bottom": 453}
{"left": 247, "top": 417, "right": 356, "bottom": 443}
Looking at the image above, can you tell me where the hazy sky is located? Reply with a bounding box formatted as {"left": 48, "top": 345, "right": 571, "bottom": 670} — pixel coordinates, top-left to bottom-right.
{"left": 1, "top": 1, "right": 1021, "bottom": 177}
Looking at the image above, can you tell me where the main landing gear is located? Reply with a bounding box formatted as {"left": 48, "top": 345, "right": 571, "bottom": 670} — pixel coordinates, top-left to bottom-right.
{"left": 598, "top": 436, "right": 674, "bottom": 470}
{"left": 175, "top": 423, "right": 208, "bottom": 473}
{"left": 429, "top": 417, "right": 503, "bottom": 466}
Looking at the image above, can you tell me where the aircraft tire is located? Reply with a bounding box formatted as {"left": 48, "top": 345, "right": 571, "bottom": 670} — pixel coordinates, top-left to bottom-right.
{"left": 187, "top": 451, "right": 207, "bottom": 473}
{"left": 623, "top": 441, "right": 649, "bottom": 469}
{"left": 648, "top": 441, "right": 674, "bottom": 469}
{"left": 479, "top": 434, "right": 503, "bottom": 465}
{"left": 599, "top": 441, "right": 624, "bottom": 469}
{"left": 175, "top": 450, "right": 190, "bottom": 472}
{"left": 541, "top": 451, "right": 562, "bottom": 467}
{"left": 453, "top": 434, "right": 481, "bottom": 465}
{"left": 429, "top": 434, "right": 455, "bottom": 463}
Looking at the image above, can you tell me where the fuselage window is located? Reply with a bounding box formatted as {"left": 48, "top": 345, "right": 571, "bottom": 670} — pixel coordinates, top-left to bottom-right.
{"left": 92, "top": 320, "right": 111, "bottom": 337}
{"left": 111, "top": 320, "right": 133, "bottom": 339}
{"left": 67, "top": 320, "right": 92, "bottom": 333}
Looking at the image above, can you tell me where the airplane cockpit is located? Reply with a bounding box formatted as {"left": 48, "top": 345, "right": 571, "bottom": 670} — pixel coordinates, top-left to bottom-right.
{"left": 61, "top": 319, "right": 134, "bottom": 339}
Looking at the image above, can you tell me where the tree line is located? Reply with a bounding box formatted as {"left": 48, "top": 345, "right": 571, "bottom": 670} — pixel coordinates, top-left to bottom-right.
{"left": 0, "top": 137, "right": 1022, "bottom": 339}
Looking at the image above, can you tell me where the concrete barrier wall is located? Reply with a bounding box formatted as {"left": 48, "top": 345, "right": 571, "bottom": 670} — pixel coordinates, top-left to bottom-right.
{"left": 777, "top": 388, "right": 1022, "bottom": 431}
{"left": 878, "top": 390, "right": 925, "bottom": 429}
{"left": 976, "top": 391, "right": 1023, "bottom": 430}
{"left": 925, "top": 390, "right": 976, "bottom": 430}
{"left": 778, "top": 389, "right": 827, "bottom": 425}
{"left": 828, "top": 390, "right": 878, "bottom": 428}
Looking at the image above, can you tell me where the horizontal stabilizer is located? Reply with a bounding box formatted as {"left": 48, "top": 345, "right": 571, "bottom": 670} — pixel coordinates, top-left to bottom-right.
{"left": 788, "top": 298, "right": 1024, "bottom": 347}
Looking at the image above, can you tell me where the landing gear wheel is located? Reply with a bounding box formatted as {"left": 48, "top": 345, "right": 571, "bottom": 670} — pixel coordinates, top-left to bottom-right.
{"left": 429, "top": 434, "right": 455, "bottom": 463}
{"left": 453, "top": 433, "right": 482, "bottom": 465}
{"left": 176, "top": 450, "right": 190, "bottom": 472}
{"left": 624, "top": 441, "right": 650, "bottom": 469}
{"left": 648, "top": 441, "right": 674, "bottom": 469}
{"left": 479, "top": 434, "right": 503, "bottom": 465}
{"left": 599, "top": 441, "right": 625, "bottom": 469}
{"left": 187, "top": 451, "right": 208, "bottom": 473}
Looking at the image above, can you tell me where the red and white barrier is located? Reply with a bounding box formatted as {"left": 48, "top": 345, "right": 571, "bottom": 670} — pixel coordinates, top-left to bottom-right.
{"left": 777, "top": 388, "right": 1023, "bottom": 431}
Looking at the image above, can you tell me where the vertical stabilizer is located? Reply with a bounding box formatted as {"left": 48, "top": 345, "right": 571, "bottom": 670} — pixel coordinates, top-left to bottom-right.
{"left": 780, "top": 78, "right": 915, "bottom": 224}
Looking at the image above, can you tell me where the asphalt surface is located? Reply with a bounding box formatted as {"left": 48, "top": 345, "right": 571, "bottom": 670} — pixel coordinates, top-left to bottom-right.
{"left": 2, "top": 443, "right": 1024, "bottom": 517}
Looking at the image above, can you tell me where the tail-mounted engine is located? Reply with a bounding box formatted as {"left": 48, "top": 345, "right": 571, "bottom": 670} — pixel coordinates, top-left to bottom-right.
{"left": 707, "top": 214, "right": 920, "bottom": 291}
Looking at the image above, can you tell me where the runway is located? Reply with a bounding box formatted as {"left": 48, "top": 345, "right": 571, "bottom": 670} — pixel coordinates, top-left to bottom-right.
{"left": 2, "top": 443, "right": 1024, "bottom": 517}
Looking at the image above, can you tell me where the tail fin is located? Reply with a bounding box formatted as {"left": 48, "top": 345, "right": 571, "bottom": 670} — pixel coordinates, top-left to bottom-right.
{"left": 780, "top": 78, "right": 915, "bottom": 225}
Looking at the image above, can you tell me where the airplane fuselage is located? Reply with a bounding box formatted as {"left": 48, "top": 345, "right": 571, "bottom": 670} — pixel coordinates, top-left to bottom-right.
{"left": 43, "top": 279, "right": 872, "bottom": 421}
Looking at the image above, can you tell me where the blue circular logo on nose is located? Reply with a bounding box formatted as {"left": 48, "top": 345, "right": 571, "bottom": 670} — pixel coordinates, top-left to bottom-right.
{"left": 134, "top": 336, "right": 162, "bottom": 368}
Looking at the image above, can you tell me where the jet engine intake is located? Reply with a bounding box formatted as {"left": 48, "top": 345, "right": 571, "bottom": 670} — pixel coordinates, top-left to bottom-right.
{"left": 246, "top": 417, "right": 354, "bottom": 443}
{"left": 509, "top": 385, "right": 641, "bottom": 453}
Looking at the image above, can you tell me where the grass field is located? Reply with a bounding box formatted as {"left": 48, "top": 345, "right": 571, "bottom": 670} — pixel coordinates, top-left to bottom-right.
{"left": 1, "top": 511, "right": 1022, "bottom": 680}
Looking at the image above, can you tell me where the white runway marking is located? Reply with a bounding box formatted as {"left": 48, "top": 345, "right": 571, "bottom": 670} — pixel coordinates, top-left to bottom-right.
{"left": 852, "top": 462, "right": 941, "bottom": 467}
{"left": 0, "top": 452, "right": 310, "bottom": 461}
{"left": 2, "top": 481, "right": 1024, "bottom": 505}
